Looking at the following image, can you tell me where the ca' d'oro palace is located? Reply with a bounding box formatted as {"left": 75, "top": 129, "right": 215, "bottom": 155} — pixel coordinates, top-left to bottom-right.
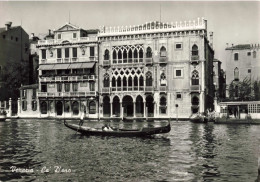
{"left": 1, "top": 18, "right": 259, "bottom": 120}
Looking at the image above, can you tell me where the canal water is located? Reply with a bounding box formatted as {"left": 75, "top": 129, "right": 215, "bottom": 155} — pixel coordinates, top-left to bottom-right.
{"left": 0, "top": 119, "right": 259, "bottom": 182}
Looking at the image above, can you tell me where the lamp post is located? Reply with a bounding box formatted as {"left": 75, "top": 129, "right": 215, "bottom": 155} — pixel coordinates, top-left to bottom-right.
{"left": 175, "top": 104, "right": 178, "bottom": 122}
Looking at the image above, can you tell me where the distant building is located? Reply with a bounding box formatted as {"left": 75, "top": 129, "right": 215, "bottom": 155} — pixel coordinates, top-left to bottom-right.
{"left": 37, "top": 23, "right": 99, "bottom": 118}
{"left": 98, "top": 18, "right": 215, "bottom": 119}
{"left": 225, "top": 44, "right": 260, "bottom": 98}
{"left": 0, "top": 22, "right": 29, "bottom": 100}
{"left": 19, "top": 84, "right": 39, "bottom": 117}
{"left": 29, "top": 33, "right": 40, "bottom": 84}
{"left": 213, "top": 59, "right": 226, "bottom": 100}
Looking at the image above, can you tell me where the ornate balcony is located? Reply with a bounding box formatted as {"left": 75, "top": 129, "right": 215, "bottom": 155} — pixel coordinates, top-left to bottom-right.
{"left": 159, "top": 56, "right": 168, "bottom": 64}
{"left": 190, "top": 85, "right": 201, "bottom": 92}
{"left": 39, "top": 75, "right": 95, "bottom": 82}
{"left": 145, "top": 86, "right": 154, "bottom": 93}
{"left": 159, "top": 86, "right": 168, "bottom": 93}
{"left": 102, "top": 87, "right": 110, "bottom": 94}
{"left": 103, "top": 60, "right": 110, "bottom": 66}
{"left": 37, "top": 91, "right": 97, "bottom": 98}
{"left": 145, "top": 58, "right": 153, "bottom": 65}
{"left": 191, "top": 55, "right": 199, "bottom": 63}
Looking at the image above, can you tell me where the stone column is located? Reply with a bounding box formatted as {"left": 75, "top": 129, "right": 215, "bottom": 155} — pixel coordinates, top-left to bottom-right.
{"left": 8, "top": 98, "right": 12, "bottom": 117}
{"left": 110, "top": 102, "right": 113, "bottom": 117}
{"left": 120, "top": 102, "right": 123, "bottom": 118}
{"left": 17, "top": 98, "right": 21, "bottom": 117}
{"left": 143, "top": 101, "right": 146, "bottom": 118}
{"left": 133, "top": 102, "right": 136, "bottom": 118}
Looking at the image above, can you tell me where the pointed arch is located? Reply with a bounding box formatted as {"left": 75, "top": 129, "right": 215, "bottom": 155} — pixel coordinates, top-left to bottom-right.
{"left": 192, "top": 44, "right": 198, "bottom": 56}
{"left": 146, "top": 71, "right": 152, "bottom": 86}
{"left": 160, "top": 46, "right": 167, "bottom": 57}
{"left": 104, "top": 73, "right": 110, "bottom": 87}
{"left": 192, "top": 70, "right": 199, "bottom": 85}
{"left": 234, "top": 67, "right": 239, "bottom": 81}
{"left": 146, "top": 47, "right": 152, "bottom": 58}
{"left": 104, "top": 49, "right": 109, "bottom": 60}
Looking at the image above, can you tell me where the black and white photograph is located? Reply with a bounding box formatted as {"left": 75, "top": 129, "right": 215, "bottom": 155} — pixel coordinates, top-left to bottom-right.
{"left": 0, "top": 1, "right": 260, "bottom": 181}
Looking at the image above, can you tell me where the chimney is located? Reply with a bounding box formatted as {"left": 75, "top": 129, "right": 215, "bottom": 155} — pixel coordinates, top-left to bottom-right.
{"left": 48, "top": 29, "right": 51, "bottom": 35}
{"left": 209, "top": 32, "right": 213, "bottom": 48}
{"left": 31, "top": 33, "right": 35, "bottom": 38}
{"left": 5, "top": 21, "right": 12, "bottom": 30}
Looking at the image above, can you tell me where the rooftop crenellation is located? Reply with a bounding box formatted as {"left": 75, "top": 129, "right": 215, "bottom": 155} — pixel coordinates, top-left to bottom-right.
{"left": 99, "top": 17, "right": 207, "bottom": 36}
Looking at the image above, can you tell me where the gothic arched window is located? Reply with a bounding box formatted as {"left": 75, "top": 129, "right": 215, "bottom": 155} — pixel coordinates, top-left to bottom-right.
{"left": 234, "top": 67, "right": 239, "bottom": 81}
{"left": 146, "top": 72, "right": 153, "bottom": 86}
{"left": 104, "top": 73, "right": 110, "bottom": 87}
{"left": 160, "top": 46, "right": 166, "bottom": 57}
{"left": 146, "top": 47, "right": 152, "bottom": 58}
{"left": 192, "top": 70, "right": 199, "bottom": 85}
{"left": 192, "top": 44, "right": 198, "bottom": 56}
{"left": 104, "top": 49, "right": 109, "bottom": 60}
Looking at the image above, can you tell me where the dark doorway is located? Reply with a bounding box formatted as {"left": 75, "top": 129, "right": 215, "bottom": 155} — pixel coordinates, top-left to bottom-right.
{"left": 103, "top": 96, "right": 110, "bottom": 117}
{"left": 56, "top": 101, "right": 63, "bottom": 116}
{"left": 122, "top": 95, "right": 133, "bottom": 117}
{"left": 146, "top": 95, "right": 154, "bottom": 117}
{"left": 113, "top": 96, "right": 120, "bottom": 117}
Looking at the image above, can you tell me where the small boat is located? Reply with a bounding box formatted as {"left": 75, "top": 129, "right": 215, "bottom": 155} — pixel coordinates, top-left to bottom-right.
{"left": 0, "top": 108, "right": 7, "bottom": 122}
{"left": 64, "top": 120, "right": 171, "bottom": 137}
{"left": 190, "top": 113, "right": 208, "bottom": 123}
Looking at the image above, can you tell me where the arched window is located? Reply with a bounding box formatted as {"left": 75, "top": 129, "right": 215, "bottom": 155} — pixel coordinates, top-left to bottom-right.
{"left": 146, "top": 72, "right": 153, "bottom": 86}
{"left": 65, "top": 101, "right": 70, "bottom": 113}
{"left": 160, "top": 96, "right": 167, "bottom": 114}
{"left": 40, "top": 101, "right": 47, "bottom": 114}
{"left": 234, "top": 67, "right": 239, "bottom": 81}
{"left": 128, "top": 76, "right": 132, "bottom": 87}
{"left": 146, "top": 47, "right": 152, "bottom": 58}
{"left": 192, "top": 96, "right": 199, "bottom": 105}
{"left": 134, "top": 76, "right": 138, "bottom": 90}
{"left": 123, "top": 76, "right": 127, "bottom": 90}
{"left": 89, "top": 101, "right": 96, "bottom": 114}
{"left": 123, "top": 49, "right": 127, "bottom": 63}
{"left": 72, "top": 101, "right": 79, "bottom": 115}
{"left": 134, "top": 49, "right": 138, "bottom": 63}
{"left": 32, "top": 100, "right": 37, "bottom": 111}
{"left": 160, "top": 46, "right": 167, "bottom": 57}
{"left": 117, "top": 77, "right": 121, "bottom": 87}
{"left": 128, "top": 49, "right": 133, "bottom": 63}
{"left": 139, "top": 75, "right": 144, "bottom": 87}
{"left": 118, "top": 50, "right": 122, "bottom": 59}
{"left": 104, "top": 73, "right": 110, "bottom": 87}
{"left": 22, "top": 100, "right": 27, "bottom": 111}
{"left": 139, "top": 49, "right": 144, "bottom": 62}
{"left": 192, "top": 70, "right": 199, "bottom": 85}
{"left": 113, "top": 50, "right": 117, "bottom": 63}
{"left": 192, "top": 44, "right": 198, "bottom": 56}
{"left": 160, "top": 72, "right": 166, "bottom": 86}
{"left": 112, "top": 77, "right": 116, "bottom": 87}
{"left": 253, "top": 51, "right": 256, "bottom": 58}
{"left": 104, "top": 49, "right": 109, "bottom": 60}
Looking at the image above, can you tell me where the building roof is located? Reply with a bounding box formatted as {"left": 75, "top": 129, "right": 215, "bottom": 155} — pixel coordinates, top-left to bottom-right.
{"left": 0, "top": 26, "right": 21, "bottom": 34}
{"left": 225, "top": 44, "right": 251, "bottom": 50}
{"left": 20, "top": 84, "right": 38, "bottom": 90}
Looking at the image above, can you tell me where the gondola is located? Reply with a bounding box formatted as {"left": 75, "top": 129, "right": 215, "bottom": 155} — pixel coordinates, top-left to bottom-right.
{"left": 64, "top": 120, "right": 171, "bottom": 137}
{"left": 190, "top": 113, "right": 208, "bottom": 123}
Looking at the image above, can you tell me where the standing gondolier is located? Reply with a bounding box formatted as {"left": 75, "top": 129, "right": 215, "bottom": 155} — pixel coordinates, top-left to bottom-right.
{"left": 79, "top": 108, "right": 86, "bottom": 127}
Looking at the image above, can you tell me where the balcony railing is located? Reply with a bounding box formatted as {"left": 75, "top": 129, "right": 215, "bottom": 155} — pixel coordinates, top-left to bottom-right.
{"left": 102, "top": 87, "right": 110, "bottom": 93}
{"left": 159, "top": 86, "right": 168, "bottom": 92}
{"left": 145, "top": 58, "right": 153, "bottom": 65}
{"left": 38, "top": 37, "right": 98, "bottom": 45}
{"left": 103, "top": 60, "right": 110, "bottom": 66}
{"left": 190, "top": 85, "right": 201, "bottom": 92}
{"left": 159, "top": 56, "right": 168, "bottom": 63}
{"left": 191, "top": 55, "right": 199, "bottom": 61}
{"left": 112, "top": 58, "right": 144, "bottom": 65}
{"left": 39, "top": 75, "right": 95, "bottom": 82}
{"left": 109, "top": 86, "right": 147, "bottom": 92}
{"left": 40, "top": 57, "right": 97, "bottom": 64}
{"left": 37, "top": 91, "right": 97, "bottom": 98}
{"left": 145, "top": 86, "right": 154, "bottom": 92}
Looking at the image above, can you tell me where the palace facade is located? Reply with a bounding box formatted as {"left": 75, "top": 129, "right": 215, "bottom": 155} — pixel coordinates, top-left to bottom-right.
{"left": 19, "top": 18, "right": 215, "bottom": 119}
{"left": 98, "top": 18, "right": 214, "bottom": 119}
{"left": 37, "top": 23, "right": 99, "bottom": 118}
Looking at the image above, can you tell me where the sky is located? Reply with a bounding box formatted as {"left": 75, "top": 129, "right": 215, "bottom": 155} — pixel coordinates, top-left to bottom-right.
{"left": 0, "top": 1, "right": 260, "bottom": 67}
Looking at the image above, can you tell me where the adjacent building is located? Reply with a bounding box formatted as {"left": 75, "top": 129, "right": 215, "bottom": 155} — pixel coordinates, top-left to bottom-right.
{"left": 36, "top": 23, "right": 99, "bottom": 118}
{"left": 225, "top": 44, "right": 260, "bottom": 98}
{"left": 98, "top": 18, "right": 214, "bottom": 119}
{"left": 0, "top": 22, "right": 29, "bottom": 100}
{"left": 213, "top": 59, "right": 226, "bottom": 100}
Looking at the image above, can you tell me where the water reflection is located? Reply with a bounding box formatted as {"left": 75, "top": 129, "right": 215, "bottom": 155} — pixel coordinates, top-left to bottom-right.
{"left": 0, "top": 120, "right": 259, "bottom": 181}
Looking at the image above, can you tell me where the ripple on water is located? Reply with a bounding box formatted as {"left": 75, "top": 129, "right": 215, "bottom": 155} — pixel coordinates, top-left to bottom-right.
{"left": 0, "top": 120, "right": 259, "bottom": 182}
